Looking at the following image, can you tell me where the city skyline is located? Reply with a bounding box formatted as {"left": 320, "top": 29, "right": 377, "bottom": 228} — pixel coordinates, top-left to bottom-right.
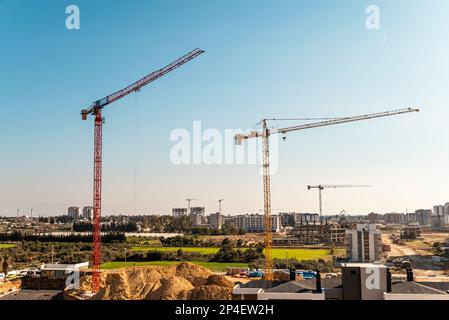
{"left": 1, "top": 1, "right": 449, "bottom": 216}
{"left": 5, "top": 199, "right": 449, "bottom": 218}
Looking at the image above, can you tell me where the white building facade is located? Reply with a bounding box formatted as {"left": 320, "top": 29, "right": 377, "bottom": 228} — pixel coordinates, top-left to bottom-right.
{"left": 232, "top": 214, "right": 281, "bottom": 233}
{"left": 345, "top": 224, "right": 382, "bottom": 263}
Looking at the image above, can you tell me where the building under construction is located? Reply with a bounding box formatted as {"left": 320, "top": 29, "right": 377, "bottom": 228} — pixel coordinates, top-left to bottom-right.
{"left": 285, "top": 221, "right": 346, "bottom": 245}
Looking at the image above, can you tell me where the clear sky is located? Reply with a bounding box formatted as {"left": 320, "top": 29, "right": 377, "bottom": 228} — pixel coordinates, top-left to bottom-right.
{"left": 0, "top": 0, "right": 448, "bottom": 216}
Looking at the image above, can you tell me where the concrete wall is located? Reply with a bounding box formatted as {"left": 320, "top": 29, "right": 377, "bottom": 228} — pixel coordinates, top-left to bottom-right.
{"left": 21, "top": 277, "right": 66, "bottom": 290}
{"left": 384, "top": 293, "right": 449, "bottom": 300}
{"left": 257, "top": 292, "right": 325, "bottom": 300}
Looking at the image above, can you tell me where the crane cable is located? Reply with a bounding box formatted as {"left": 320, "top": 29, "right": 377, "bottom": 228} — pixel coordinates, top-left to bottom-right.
{"left": 133, "top": 93, "right": 139, "bottom": 216}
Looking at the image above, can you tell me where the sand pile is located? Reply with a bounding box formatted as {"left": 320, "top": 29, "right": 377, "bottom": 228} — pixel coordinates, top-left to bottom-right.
{"left": 273, "top": 271, "right": 290, "bottom": 281}
{"left": 69, "top": 263, "right": 233, "bottom": 300}
{"left": 182, "top": 285, "right": 233, "bottom": 300}
{"left": 146, "top": 276, "right": 194, "bottom": 300}
{"left": 205, "top": 275, "right": 234, "bottom": 288}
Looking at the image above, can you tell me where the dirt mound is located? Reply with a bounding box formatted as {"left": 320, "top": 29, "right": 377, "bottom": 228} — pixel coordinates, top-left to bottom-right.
{"left": 174, "top": 263, "right": 213, "bottom": 286}
{"left": 205, "top": 275, "right": 234, "bottom": 288}
{"left": 146, "top": 276, "right": 194, "bottom": 300}
{"left": 70, "top": 262, "right": 227, "bottom": 300}
{"left": 183, "top": 285, "right": 233, "bottom": 300}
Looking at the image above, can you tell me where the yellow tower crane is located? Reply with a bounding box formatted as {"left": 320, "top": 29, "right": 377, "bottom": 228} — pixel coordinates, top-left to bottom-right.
{"left": 235, "top": 107, "right": 419, "bottom": 280}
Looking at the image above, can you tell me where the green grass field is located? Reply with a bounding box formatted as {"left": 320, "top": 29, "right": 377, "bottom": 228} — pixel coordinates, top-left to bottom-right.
{"left": 101, "top": 261, "right": 248, "bottom": 272}
{"left": 130, "top": 246, "right": 342, "bottom": 261}
{"left": 130, "top": 246, "right": 218, "bottom": 254}
{"left": 0, "top": 243, "right": 16, "bottom": 249}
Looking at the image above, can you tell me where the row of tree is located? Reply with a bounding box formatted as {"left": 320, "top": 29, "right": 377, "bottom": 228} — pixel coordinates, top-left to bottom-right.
{"left": 0, "top": 231, "right": 126, "bottom": 243}
{"left": 127, "top": 215, "right": 243, "bottom": 235}
{"left": 73, "top": 221, "right": 138, "bottom": 233}
{"left": 210, "top": 238, "right": 265, "bottom": 263}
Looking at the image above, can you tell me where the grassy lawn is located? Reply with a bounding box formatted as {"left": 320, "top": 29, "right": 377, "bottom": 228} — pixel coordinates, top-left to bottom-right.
{"left": 273, "top": 248, "right": 331, "bottom": 260}
{"left": 101, "top": 261, "right": 247, "bottom": 272}
{"left": 131, "top": 246, "right": 219, "bottom": 254}
{"left": 0, "top": 243, "right": 16, "bottom": 249}
{"left": 130, "top": 246, "right": 341, "bottom": 261}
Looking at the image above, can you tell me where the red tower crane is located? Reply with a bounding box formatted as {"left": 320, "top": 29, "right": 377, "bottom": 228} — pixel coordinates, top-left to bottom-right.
{"left": 81, "top": 48, "right": 204, "bottom": 292}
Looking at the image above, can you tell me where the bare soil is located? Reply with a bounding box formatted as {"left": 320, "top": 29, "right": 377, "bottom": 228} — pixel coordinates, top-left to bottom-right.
{"left": 66, "top": 262, "right": 235, "bottom": 300}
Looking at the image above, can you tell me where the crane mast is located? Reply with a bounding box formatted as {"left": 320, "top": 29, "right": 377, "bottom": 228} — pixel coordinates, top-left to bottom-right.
{"left": 82, "top": 48, "right": 204, "bottom": 292}
{"left": 235, "top": 107, "right": 418, "bottom": 280}
{"left": 261, "top": 120, "right": 274, "bottom": 280}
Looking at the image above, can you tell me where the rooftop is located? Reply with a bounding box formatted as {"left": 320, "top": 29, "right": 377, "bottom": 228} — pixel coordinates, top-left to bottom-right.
{"left": 239, "top": 280, "right": 285, "bottom": 289}
{"left": 340, "top": 263, "right": 386, "bottom": 268}
{"left": 391, "top": 281, "right": 449, "bottom": 295}
{"left": 40, "top": 262, "right": 89, "bottom": 271}
{"left": 264, "top": 279, "right": 342, "bottom": 293}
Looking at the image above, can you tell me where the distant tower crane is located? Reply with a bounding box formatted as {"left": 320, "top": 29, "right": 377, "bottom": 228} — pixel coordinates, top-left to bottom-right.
{"left": 81, "top": 48, "right": 204, "bottom": 292}
{"left": 307, "top": 184, "right": 371, "bottom": 217}
{"left": 235, "top": 107, "right": 419, "bottom": 280}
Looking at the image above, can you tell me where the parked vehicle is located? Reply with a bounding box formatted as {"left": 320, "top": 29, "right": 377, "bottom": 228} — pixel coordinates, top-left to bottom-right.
{"left": 298, "top": 271, "right": 316, "bottom": 279}
{"left": 25, "top": 270, "right": 41, "bottom": 278}
{"left": 0, "top": 273, "right": 5, "bottom": 281}
{"left": 247, "top": 270, "right": 263, "bottom": 278}
{"left": 6, "top": 274, "right": 17, "bottom": 280}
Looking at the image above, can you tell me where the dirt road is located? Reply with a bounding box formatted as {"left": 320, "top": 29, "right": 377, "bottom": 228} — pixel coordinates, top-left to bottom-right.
{"left": 382, "top": 233, "right": 448, "bottom": 277}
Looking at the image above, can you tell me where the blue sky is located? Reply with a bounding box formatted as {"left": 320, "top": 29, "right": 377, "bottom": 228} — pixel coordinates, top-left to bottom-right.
{"left": 0, "top": 0, "right": 448, "bottom": 216}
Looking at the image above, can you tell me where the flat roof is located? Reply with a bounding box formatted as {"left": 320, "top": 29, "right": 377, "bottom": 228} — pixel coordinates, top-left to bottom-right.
{"left": 264, "top": 279, "right": 342, "bottom": 293}
{"left": 240, "top": 280, "right": 285, "bottom": 289}
{"left": 391, "top": 281, "right": 448, "bottom": 295}
{"left": 418, "top": 282, "right": 449, "bottom": 292}
{"left": 0, "top": 290, "right": 63, "bottom": 300}
{"left": 340, "top": 263, "right": 386, "bottom": 268}
{"left": 41, "top": 262, "right": 89, "bottom": 271}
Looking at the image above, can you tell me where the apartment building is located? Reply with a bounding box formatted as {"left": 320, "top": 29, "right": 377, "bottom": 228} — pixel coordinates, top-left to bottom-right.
{"left": 384, "top": 213, "right": 406, "bottom": 224}
{"left": 209, "top": 212, "right": 223, "bottom": 230}
{"left": 82, "top": 206, "right": 93, "bottom": 220}
{"left": 415, "top": 209, "right": 432, "bottom": 226}
{"left": 233, "top": 214, "right": 281, "bottom": 233}
{"left": 172, "top": 208, "right": 187, "bottom": 218}
{"left": 432, "top": 214, "right": 449, "bottom": 229}
{"left": 67, "top": 207, "right": 80, "bottom": 219}
{"left": 434, "top": 205, "right": 446, "bottom": 216}
{"left": 345, "top": 224, "right": 383, "bottom": 263}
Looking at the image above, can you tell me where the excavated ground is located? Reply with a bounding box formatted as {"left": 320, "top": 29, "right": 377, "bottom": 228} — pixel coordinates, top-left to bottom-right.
{"left": 65, "top": 262, "right": 235, "bottom": 300}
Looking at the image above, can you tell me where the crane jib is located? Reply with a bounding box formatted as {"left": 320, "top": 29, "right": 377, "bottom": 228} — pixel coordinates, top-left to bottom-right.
{"left": 87, "top": 48, "right": 205, "bottom": 113}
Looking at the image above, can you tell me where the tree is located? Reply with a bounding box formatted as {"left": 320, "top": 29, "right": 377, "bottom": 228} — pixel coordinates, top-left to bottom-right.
{"left": 1, "top": 256, "right": 9, "bottom": 274}
{"left": 434, "top": 242, "right": 443, "bottom": 255}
